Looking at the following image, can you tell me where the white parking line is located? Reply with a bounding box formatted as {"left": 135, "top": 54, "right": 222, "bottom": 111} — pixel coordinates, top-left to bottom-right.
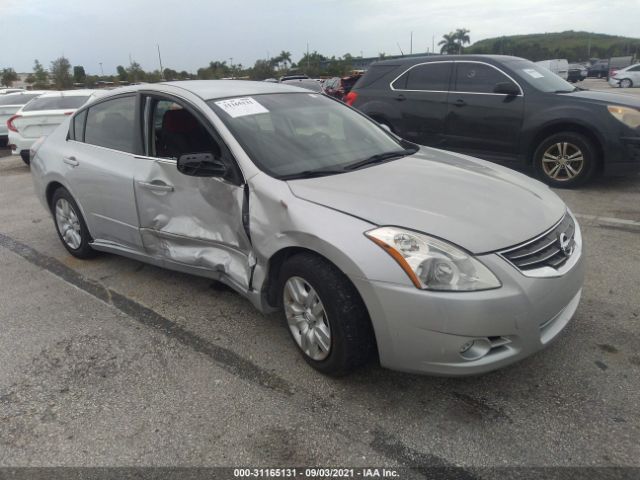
{"left": 575, "top": 213, "right": 640, "bottom": 228}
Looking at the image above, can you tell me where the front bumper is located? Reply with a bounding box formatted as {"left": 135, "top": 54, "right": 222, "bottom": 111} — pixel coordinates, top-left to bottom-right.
{"left": 353, "top": 230, "right": 585, "bottom": 376}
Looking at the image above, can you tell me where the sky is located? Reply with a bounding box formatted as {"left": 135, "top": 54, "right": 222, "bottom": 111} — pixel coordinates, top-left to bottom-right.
{"left": 1, "top": 0, "right": 639, "bottom": 75}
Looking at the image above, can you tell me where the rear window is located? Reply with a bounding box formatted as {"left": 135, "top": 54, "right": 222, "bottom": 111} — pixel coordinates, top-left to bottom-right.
{"left": 22, "top": 95, "right": 91, "bottom": 112}
{"left": 392, "top": 62, "right": 452, "bottom": 91}
{"left": 355, "top": 65, "right": 399, "bottom": 89}
{"left": 0, "top": 93, "right": 41, "bottom": 106}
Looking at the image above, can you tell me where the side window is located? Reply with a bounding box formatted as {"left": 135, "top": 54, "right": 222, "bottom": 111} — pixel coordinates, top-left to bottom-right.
{"left": 629, "top": 65, "right": 640, "bottom": 72}
{"left": 149, "top": 99, "right": 222, "bottom": 160}
{"left": 84, "top": 96, "right": 137, "bottom": 153}
{"left": 455, "top": 63, "right": 517, "bottom": 94}
{"left": 396, "top": 63, "right": 452, "bottom": 91}
{"left": 72, "top": 110, "right": 87, "bottom": 141}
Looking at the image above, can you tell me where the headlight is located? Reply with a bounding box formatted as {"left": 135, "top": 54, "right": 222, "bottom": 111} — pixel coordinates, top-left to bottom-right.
{"left": 365, "top": 227, "right": 501, "bottom": 291}
{"left": 607, "top": 105, "right": 640, "bottom": 129}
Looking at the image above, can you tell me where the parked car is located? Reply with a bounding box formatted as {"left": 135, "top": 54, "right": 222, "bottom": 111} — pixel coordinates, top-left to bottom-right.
{"left": 280, "top": 78, "right": 323, "bottom": 92}
{"left": 587, "top": 61, "right": 609, "bottom": 78}
{"left": 0, "top": 91, "right": 47, "bottom": 147}
{"left": 346, "top": 54, "right": 640, "bottom": 187}
{"left": 8, "top": 90, "right": 96, "bottom": 163}
{"left": 608, "top": 63, "right": 640, "bottom": 88}
{"left": 323, "top": 73, "right": 365, "bottom": 101}
{"left": 279, "top": 74, "right": 309, "bottom": 82}
{"left": 31, "top": 80, "right": 584, "bottom": 376}
{"left": 608, "top": 56, "right": 634, "bottom": 78}
{"left": 0, "top": 88, "right": 25, "bottom": 95}
{"left": 535, "top": 59, "right": 569, "bottom": 80}
{"left": 567, "top": 64, "right": 587, "bottom": 83}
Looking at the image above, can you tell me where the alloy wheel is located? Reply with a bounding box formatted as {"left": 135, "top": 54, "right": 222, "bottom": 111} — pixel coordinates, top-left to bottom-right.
{"left": 55, "top": 198, "right": 82, "bottom": 250}
{"left": 283, "top": 276, "right": 331, "bottom": 361}
{"left": 541, "top": 142, "right": 585, "bottom": 182}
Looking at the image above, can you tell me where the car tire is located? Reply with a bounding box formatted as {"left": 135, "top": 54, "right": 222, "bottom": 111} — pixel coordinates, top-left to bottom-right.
{"left": 20, "top": 151, "right": 30, "bottom": 165}
{"left": 533, "top": 132, "right": 598, "bottom": 188}
{"left": 620, "top": 78, "right": 633, "bottom": 88}
{"left": 279, "top": 252, "right": 376, "bottom": 375}
{"left": 51, "top": 188, "right": 96, "bottom": 259}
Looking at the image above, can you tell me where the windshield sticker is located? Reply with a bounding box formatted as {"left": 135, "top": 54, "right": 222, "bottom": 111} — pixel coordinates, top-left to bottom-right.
{"left": 522, "top": 68, "right": 545, "bottom": 79}
{"left": 215, "top": 97, "right": 268, "bottom": 118}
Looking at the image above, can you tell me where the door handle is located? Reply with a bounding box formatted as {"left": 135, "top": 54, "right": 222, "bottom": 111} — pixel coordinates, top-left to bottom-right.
{"left": 395, "top": 94, "right": 406, "bottom": 102}
{"left": 454, "top": 98, "right": 467, "bottom": 107}
{"left": 63, "top": 156, "right": 79, "bottom": 166}
{"left": 137, "top": 181, "right": 174, "bottom": 193}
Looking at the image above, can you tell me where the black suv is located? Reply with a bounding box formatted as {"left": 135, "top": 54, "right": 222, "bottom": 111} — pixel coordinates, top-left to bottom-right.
{"left": 346, "top": 55, "right": 640, "bottom": 187}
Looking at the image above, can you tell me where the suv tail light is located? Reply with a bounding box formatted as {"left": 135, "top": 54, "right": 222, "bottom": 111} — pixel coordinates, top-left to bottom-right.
{"left": 7, "top": 114, "right": 21, "bottom": 133}
{"left": 344, "top": 91, "right": 358, "bottom": 106}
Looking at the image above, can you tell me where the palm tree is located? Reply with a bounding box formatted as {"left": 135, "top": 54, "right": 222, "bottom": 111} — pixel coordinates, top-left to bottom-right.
{"left": 279, "top": 51, "right": 292, "bottom": 70}
{"left": 438, "top": 33, "right": 458, "bottom": 54}
{"left": 455, "top": 28, "right": 471, "bottom": 54}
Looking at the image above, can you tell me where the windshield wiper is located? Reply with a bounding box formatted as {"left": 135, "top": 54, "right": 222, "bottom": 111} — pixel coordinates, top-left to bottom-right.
{"left": 344, "top": 148, "right": 416, "bottom": 171}
{"left": 280, "top": 168, "right": 346, "bottom": 180}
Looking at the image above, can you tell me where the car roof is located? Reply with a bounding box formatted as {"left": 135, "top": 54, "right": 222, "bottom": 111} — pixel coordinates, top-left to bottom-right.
{"left": 371, "top": 54, "right": 528, "bottom": 66}
{"left": 93, "top": 80, "right": 309, "bottom": 102}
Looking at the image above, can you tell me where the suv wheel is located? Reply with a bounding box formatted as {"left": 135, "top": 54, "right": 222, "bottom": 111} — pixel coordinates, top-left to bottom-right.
{"left": 279, "top": 253, "right": 376, "bottom": 375}
{"left": 51, "top": 188, "right": 96, "bottom": 258}
{"left": 620, "top": 78, "right": 633, "bottom": 88}
{"left": 533, "top": 132, "right": 597, "bottom": 188}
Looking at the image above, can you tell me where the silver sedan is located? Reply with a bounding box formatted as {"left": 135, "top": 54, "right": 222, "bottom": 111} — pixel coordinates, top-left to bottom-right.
{"left": 30, "top": 81, "right": 584, "bottom": 376}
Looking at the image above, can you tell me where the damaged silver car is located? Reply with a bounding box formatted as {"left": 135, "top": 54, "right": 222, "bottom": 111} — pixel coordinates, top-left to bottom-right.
{"left": 31, "top": 81, "right": 584, "bottom": 376}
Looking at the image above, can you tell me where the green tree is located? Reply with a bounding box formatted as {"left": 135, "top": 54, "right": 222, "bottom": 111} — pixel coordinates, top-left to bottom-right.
{"left": 249, "top": 59, "right": 275, "bottom": 80}
{"left": 50, "top": 56, "right": 73, "bottom": 89}
{"left": 33, "top": 60, "right": 49, "bottom": 89}
{"left": 127, "top": 61, "right": 146, "bottom": 83}
{"left": 1, "top": 68, "right": 18, "bottom": 87}
{"left": 163, "top": 68, "right": 178, "bottom": 80}
{"left": 438, "top": 32, "right": 459, "bottom": 54}
{"left": 73, "top": 65, "right": 86, "bottom": 84}
{"left": 455, "top": 28, "right": 471, "bottom": 54}
{"left": 116, "top": 65, "right": 128, "bottom": 82}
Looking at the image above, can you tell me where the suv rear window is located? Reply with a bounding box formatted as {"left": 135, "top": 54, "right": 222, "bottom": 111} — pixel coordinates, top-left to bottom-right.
{"left": 23, "top": 95, "right": 90, "bottom": 112}
{"left": 392, "top": 62, "right": 452, "bottom": 91}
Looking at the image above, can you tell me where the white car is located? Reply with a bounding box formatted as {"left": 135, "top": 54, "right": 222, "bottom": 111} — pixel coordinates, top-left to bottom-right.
{"left": 0, "top": 88, "right": 25, "bottom": 95}
{"left": 8, "top": 90, "right": 97, "bottom": 163}
{"left": 0, "top": 91, "right": 47, "bottom": 147}
{"left": 608, "top": 63, "right": 640, "bottom": 88}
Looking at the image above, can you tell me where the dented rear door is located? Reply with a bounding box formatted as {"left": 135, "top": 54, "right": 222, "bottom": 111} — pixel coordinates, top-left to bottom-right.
{"left": 133, "top": 156, "right": 252, "bottom": 291}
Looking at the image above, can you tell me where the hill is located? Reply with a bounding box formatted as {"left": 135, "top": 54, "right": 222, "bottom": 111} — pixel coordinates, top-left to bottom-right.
{"left": 466, "top": 31, "right": 640, "bottom": 62}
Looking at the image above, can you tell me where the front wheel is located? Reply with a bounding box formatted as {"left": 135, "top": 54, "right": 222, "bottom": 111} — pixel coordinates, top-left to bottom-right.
{"left": 279, "top": 253, "right": 376, "bottom": 375}
{"left": 533, "top": 132, "right": 598, "bottom": 188}
{"left": 51, "top": 188, "right": 96, "bottom": 259}
{"left": 620, "top": 78, "right": 633, "bottom": 88}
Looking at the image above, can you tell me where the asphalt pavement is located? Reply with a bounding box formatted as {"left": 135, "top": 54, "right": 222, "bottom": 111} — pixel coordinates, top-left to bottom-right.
{"left": 0, "top": 143, "right": 638, "bottom": 474}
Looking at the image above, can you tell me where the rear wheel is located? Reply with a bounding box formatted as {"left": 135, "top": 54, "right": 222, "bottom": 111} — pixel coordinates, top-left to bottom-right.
{"left": 51, "top": 188, "right": 96, "bottom": 259}
{"left": 533, "top": 132, "right": 597, "bottom": 188}
{"left": 20, "top": 150, "right": 30, "bottom": 165}
{"left": 279, "top": 252, "right": 376, "bottom": 375}
{"left": 620, "top": 78, "right": 633, "bottom": 88}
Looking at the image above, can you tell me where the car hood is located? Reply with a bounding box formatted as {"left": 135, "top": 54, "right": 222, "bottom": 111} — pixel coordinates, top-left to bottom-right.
{"left": 287, "top": 148, "right": 566, "bottom": 253}
{"left": 565, "top": 89, "right": 640, "bottom": 108}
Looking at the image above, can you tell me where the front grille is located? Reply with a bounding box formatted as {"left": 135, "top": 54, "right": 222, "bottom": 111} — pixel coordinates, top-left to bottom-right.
{"left": 499, "top": 214, "right": 575, "bottom": 271}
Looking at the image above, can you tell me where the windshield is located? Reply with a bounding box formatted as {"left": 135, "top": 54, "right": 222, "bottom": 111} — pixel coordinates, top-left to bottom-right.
{"left": 22, "top": 95, "right": 91, "bottom": 112}
{"left": 208, "top": 93, "right": 411, "bottom": 179}
{"left": 0, "top": 93, "right": 41, "bottom": 106}
{"left": 509, "top": 60, "right": 576, "bottom": 93}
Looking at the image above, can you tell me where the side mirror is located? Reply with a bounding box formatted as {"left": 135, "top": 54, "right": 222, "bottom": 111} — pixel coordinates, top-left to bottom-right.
{"left": 177, "top": 152, "right": 227, "bottom": 177}
{"left": 493, "top": 82, "right": 520, "bottom": 96}
{"left": 379, "top": 123, "right": 392, "bottom": 133}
